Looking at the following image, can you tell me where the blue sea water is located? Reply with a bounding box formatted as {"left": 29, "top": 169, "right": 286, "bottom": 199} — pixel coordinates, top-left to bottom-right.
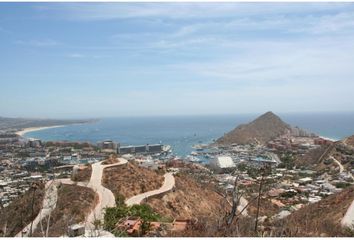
{"left": 25, "top": 112, "right": 354, "bottom": 157}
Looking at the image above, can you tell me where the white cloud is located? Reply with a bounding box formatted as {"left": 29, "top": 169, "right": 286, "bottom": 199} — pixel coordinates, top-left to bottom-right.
{"left": 15, "top": 39, "right": 60, "bottom": 47}
{"left": 67, "top": 53, "right": 85, "bottom": 58}
{"left": 34, "top": 3, "right": 354, "bottom": 21}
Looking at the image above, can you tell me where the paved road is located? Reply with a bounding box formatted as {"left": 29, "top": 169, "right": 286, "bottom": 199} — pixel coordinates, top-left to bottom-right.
{"left": 16, "top": 181, "right": 58, "bottom": 237}
{"left": 84, "top": 158, "right": 128, "bottom": 234}
{"left": 125, "top": 173, "right": 175, "bottom": 206}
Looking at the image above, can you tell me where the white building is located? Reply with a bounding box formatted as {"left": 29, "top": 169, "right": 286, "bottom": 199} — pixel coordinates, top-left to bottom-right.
{"left": 210, "top": 156, "right": 236, "bottom": 173}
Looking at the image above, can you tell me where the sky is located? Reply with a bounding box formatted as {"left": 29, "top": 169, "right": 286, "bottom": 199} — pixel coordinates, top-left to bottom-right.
{"left": 1, "top": 2, "right": 354, "bottom": 118}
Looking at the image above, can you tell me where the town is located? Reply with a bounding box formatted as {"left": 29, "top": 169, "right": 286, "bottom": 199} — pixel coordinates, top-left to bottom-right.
{"left": 0, "top": 111, "right": 354, "bottom": 237}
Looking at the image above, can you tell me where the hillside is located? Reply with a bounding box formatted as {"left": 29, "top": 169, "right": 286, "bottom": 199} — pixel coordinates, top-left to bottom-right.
{"left": 343, "top": 135, "right": 354, "bottom": 148}
{"left": 280, "top": 186, "right": 354, "bottom": 237}
{"left": 217, "top": 111, "right": 292, "bottom": 145}
{"left": 146, "top": 174, "right": 227, "bottom": 220}
{"left": 295, "top": 140, "right": 354, "bottom": 173}
{"left": 102, "top": 162, "right": 164, "bottom": 199}
{"left": 33, "top": 184, "right": 97, "bottom": 237}
{"left": 0, "top": 182, "right": 45, "bottom": 237}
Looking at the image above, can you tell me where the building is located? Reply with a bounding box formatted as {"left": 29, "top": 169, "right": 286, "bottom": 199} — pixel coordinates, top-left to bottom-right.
{"left": 27, "top": 138, "right": 42, "bottom": 148}
{"left": 118, "top": 144, "right": 164, "bottom": 155}
{"left": 209, "top": 156, "right": 236, "bottom": 173}
{"left": 99, "top": 140, "right": 118, "bottom": 152}
{"left": 67, "top": 224, "right": 85, "bottom": 237}
{"left": 314, "top": 137, "right": 334, "bottom": 146}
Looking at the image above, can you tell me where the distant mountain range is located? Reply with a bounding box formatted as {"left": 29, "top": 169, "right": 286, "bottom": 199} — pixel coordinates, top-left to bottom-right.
{"left": 217, "top": 111, "right": 314, "bottom": 145}
{"left": 0, "top": 116, "right": 96, "bottom": 131}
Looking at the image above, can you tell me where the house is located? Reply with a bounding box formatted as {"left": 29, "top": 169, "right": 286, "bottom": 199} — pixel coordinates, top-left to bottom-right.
{"left": 210, "top": 156, "right": 236, "bottom": 173}
{"left": 67, "top": 224, "right": 85, "bottom": 237}
{"left": 268, "top": 188, "right": 285, "bottom": 197}
{"left": 117, "top": 217, "right": 162, "bottom": 236}
{"left": 298, "top": 177, "right": 313, "bottom": 185}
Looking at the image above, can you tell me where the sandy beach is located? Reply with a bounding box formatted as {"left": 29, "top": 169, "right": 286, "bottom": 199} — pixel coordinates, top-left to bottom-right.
{"left": 16, "top": 125, "right": 65, "bottom": 137}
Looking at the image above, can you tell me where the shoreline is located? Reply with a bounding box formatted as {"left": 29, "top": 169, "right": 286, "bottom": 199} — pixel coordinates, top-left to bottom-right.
{"left": 319, "top": 135, "right": 339, "bottom": 142}
{"left": 16, "top": 125, "right": 65, "bottom": 137}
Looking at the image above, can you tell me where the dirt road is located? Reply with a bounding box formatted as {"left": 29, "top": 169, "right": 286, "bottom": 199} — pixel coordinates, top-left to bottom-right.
{"left": 84, "top": 159, "right": 128, "bottom": 233}
{"left": 125, "top": 172, "right": 175, "bottom": 206}
{"left": 16, "top": 181, "right": 58, "bottom": 237}
{"left": 342, "top": 200, "right": 354, "bottom": 228}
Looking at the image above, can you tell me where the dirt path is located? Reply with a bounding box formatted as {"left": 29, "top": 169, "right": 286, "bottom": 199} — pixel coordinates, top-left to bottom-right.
{"left": 331, "top": 156, "right": 344, "bottom": 173}
{"left": 83, "top": 158, "right": 128, "bottom": 235}
{"left": 342, "top": 200, "right": 354, "bottom": 228}
{"left": 16, "top": 158, "right": 128, "bottom": 237}
{"left": 16, "top": 181, "right": 58, "bottom": 237}
{"left": 237, "top": 197, "right": 249, "bottom": 216}
{"left": 331, "top": 156, "right": 354, "bottom": 229}
{"left": 125, "top": 172, "right": 175, "bottom": 206}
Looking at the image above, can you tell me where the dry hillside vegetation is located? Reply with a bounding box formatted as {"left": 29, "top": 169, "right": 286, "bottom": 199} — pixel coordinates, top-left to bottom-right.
{"left": 102, "top": 162, "right": 164, "bottom": 199}
{"left": 71, "top": 164, "right": 92, "bottom": 182}
{"left": 344, "top": 135, "right": 354, "bottom": 147}
{"left": 217, "top": 112, "right": 291, "bottom": 145}
{"left": 101, "top": 155, "right": 119, "bottom": 165}
{"left": 295, "top": 145, "right": 328, "bottom": 167}
{"left": 33, "top": 184, "right": 97, "bottom": 237}
{"left": 296, "top": 142, "right": 354, "bottom": 173}
{"left": 147, "top": 174, "right": 227, "bottom": 220}
{"left": 247, "top": 197, "right": 280, "bottom": 218}
{"left": 280, "top": 186, "right": 354, "bottom": 237}
{"left": 0, "top": 182, "right": 45, "bottom": 237}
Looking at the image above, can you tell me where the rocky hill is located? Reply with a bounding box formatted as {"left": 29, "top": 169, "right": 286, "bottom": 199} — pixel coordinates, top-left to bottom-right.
{"left": 217, "top": 111, "right": 292, "bottom": 145}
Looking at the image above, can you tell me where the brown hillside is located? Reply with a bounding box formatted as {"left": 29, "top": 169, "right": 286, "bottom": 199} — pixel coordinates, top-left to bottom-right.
{"left": 217, "top": 111, "right": 291, "bottom": 145}
{"left": 71, "top": 164, "right": 92, "bottom": 182}
{"left": 102, "top": 162, "right": 164, "bottom": 199}
{"left": 296, "top": 142, "right": 353, "bottom": 173}
{"left": 344, "top": 135, "right": 354, "bottom": 147}
{"left": 33, "top": 184, "right": 97, "bottom": 237}
{"left": 0, "top": 182, "right": 45, "bottom": 237}
{"left": 146, "top": 174, "right": 227, "bottom": 220}
{"left": 295, "top": 145, "right": 329, "bottom": 167}
{"left": 280, "top": 186, "right": 354, "bottom": 237}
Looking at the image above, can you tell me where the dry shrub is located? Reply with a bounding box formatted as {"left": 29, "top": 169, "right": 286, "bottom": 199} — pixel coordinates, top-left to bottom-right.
{"left": 33, "top": 184, "right": 98, "bottom": 237}
{"left": 0, "top": 181, "right": 45, "bottom": 237}
{"left": 102, "top": 162, "right": 163, "bottom": 199}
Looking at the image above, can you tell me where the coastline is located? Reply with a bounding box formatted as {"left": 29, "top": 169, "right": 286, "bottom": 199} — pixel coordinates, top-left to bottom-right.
{"left": 319, "top": 135, "right": 339, "bottom": 142}
{"left": 16, "top": 125, "right": 65, "bottom": 138}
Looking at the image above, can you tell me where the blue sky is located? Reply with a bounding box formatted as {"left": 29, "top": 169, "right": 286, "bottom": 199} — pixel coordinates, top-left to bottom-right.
{"left": 1, "top": 3, "right": 354, "bottom": 118}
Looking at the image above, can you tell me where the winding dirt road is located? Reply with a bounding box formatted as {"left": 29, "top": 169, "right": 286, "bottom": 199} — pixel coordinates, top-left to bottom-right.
{"left": 16, "top": 158, "right": 177, "bottom": 237}
{"left": 16, "top": 158, "right": 127, "bottom": 237}
{"left": 84, "top": 159, "right": 128, "bottom": 234}
{"left": 125, "top": 172, "right": 175, "bottom": 206}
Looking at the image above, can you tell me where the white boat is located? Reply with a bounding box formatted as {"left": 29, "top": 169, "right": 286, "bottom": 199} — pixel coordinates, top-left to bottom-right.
{"left": 186, "top": 155, "right": 202, "bottom": 163}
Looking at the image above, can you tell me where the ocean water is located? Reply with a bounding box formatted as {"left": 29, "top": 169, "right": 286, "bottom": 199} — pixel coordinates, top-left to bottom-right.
{"left": 25, "top": 112, "right": 354, "bottom": 157}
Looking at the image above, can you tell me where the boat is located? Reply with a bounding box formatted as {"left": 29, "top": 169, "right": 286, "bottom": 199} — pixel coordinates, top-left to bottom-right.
{"left": 186, "top": 155, "right": 202, "bottom": 163}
